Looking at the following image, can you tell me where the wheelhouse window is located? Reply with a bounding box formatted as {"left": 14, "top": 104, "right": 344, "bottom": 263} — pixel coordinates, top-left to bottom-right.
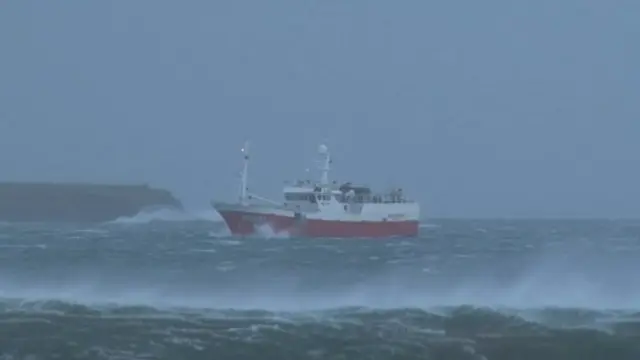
{"left": 286, "top": 192, "right": 335, "bottom": 202}
{"left": 284, "top": 193, "right": 316, "bottom": 202}
{"left": 285, "top": 193, "right": 314, "bottom": 201}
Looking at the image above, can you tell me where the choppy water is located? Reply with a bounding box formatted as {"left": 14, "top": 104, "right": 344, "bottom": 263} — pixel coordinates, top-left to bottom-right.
{"left": 1, "top": 215, "right": 640, "bottom": 359}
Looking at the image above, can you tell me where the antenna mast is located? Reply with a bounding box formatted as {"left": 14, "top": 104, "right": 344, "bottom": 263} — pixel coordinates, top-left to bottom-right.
{"left": 318, "top": 144, "right": 331, "bottom": 187}
{"left": 239, "top": 141, "right": 250, "bottom": 205}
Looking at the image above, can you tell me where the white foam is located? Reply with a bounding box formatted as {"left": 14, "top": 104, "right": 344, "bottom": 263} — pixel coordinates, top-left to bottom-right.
{"left": 253, "top": 223, "right": 290, "bottom": 239}
{"left": 109, "top": 208, "right": 221, "bottom": 224}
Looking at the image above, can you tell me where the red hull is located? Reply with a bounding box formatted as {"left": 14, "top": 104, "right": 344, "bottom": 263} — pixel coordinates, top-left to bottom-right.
{"left": 218, "top": 210, "right": 419, "bottom": 238}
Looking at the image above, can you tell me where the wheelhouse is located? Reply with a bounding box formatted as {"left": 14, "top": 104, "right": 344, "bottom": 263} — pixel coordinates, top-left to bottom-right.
{"left": 282, "top": 181, "right": 412, "bottom": 205}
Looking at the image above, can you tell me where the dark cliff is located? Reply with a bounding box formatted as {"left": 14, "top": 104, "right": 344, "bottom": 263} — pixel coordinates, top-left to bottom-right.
{"left": 0, "top": 182, "right": 183, "bottom": 223}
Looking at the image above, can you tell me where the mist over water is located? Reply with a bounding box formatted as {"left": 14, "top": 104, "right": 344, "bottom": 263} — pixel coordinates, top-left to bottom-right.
{"left": 1, "top": 215, "right": 640, "bottom": 359}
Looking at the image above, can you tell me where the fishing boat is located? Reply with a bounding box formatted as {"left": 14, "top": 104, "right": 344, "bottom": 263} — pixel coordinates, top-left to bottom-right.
{"left": 212, "top": 142, "right": 420, "bottom": 238}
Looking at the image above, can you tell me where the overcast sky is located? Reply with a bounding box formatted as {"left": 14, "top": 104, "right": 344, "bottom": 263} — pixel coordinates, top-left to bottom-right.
{"left": 1, "top": 1, "right": 638, "bottom": 218}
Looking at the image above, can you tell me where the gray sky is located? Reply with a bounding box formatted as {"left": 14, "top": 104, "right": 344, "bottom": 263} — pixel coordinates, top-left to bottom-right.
{"left": 1, "top": 1, "right": 638, "bottom": 218}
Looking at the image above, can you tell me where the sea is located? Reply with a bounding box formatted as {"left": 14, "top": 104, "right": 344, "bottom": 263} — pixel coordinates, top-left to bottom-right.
{"left": 1, "top": 210, "right": 640, "bottom": 359}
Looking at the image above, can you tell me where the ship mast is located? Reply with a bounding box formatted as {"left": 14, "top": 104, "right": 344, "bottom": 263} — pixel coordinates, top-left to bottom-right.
{"left": 318, "top": 144, "right": 331, "bottom": 187}
{"left": 239, "top": 141, "right": 250, "bottom": 205}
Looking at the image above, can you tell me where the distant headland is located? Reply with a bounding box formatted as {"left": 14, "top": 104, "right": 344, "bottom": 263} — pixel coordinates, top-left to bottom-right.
{"left": 0, "top": 181, "right": 183, "bottom": 223}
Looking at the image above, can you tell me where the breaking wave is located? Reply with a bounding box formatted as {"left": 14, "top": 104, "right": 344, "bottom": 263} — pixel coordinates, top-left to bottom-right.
{"left": 2, "top": 219, "right": 640, "bottom": 358}
{"left": 1, "top": 296, "right": 639, "bottom": 360}
{"left": 252, "top": 223, "right": 291, "bottom": 239}
{"left": 109, "top": 208, "right": 221, "bottom": 224}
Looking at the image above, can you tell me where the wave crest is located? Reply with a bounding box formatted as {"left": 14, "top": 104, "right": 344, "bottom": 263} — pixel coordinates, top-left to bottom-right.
{"left": 2, "top": 297, "right": 640, "bottom": 360}
{"left": 109, "top": 208, "right": 221, "bottom": 224}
